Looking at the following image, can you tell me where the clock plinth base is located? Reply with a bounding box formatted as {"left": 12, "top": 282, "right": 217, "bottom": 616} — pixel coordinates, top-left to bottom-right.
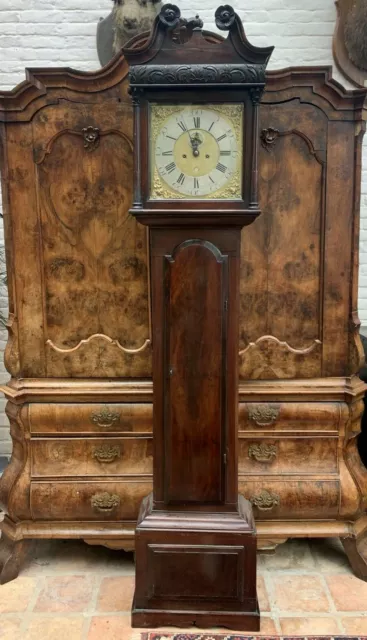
{"left": 131, "top": 493, "right": 259, "bottom": 631}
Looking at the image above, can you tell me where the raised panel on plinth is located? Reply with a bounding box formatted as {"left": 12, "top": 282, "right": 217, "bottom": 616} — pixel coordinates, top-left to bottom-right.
{"left": 164, "top": 240, "right": 227, "bottom": 505}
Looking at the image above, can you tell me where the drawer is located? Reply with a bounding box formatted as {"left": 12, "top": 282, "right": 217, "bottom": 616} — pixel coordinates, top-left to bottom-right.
{"left": 31, "top": 437, "right": 153, "bottom": 477}
{"left": 29, "top": 403, "right": 152, "bottom": 435}
{"left": 239, "top": 402, "right": 341, "bottom": 432}
{"left": 30, "top": 481, "right": 152, "bottom": 520}
{"left": 238, "top": 437, "right": 338, "bottom": 475}
{"left": 239, "top": 479, "right": 340, "bottom": 519}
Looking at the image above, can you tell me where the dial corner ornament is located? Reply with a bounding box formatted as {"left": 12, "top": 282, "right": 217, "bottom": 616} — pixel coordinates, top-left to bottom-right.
{"left": 150, "top": 103, "right": 243, "bottom": 200}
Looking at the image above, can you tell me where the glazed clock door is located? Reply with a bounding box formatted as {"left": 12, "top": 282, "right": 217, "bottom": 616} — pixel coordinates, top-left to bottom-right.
{"left": 164, "top": 239, "right": 228, "bottom": 505}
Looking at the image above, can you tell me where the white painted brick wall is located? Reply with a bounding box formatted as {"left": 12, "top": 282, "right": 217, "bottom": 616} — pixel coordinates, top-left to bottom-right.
{"left": 0, "top": 0, "right": 364, "bottom": 453}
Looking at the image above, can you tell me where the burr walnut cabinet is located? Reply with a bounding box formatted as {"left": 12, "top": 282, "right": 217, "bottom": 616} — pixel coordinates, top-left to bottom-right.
{"left": 0, "top": 52, "right": 367, "bottom": 582}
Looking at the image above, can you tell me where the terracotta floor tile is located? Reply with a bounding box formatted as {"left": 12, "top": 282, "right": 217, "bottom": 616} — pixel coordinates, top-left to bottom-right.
{"left": 327, "top": 573, "right": 367, "bottom": 611}
{"left": 23, "top": 616, "right": 85, "bottom": 640}
{"left": 341, "top": 616, "right": 367, "bottom": 634}
{"left": 260, "top": 539, "right": 315, "bottom": 571}
{"left": 279, "top": 616, "right": 341, "bottom": 634}
{"left": 257, "top": 575, "right": 270, "bottom": 612}
{"left": 0, "top": 617, "right": 23, "bottom": 639}
{"left": 87, "top": 615, "right": 132, "bottom": 640}
{"left": 34, "top": 575, "right": 94, "bottom": 613}
{"left": 272, "top": 574, "right": 330, "bottom": 612}
{"left": 97, "top": 575, "right": 135, "bottom": 612}
{"left": 0, "top": 577, "right": 38, "bottom": 613}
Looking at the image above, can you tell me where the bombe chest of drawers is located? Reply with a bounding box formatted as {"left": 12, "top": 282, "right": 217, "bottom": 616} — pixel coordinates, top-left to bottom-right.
{"left": 0, "top": 55, "right": 367, "bottom": 582}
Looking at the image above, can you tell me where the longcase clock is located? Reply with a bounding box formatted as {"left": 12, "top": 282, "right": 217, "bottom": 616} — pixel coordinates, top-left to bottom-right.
{"left": 123, "top": 4, "right": 273, "bottom": 630}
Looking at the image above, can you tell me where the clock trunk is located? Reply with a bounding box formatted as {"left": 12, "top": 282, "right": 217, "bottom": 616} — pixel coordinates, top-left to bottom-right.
{"left": 123, "top": 4, "right": 273, "bottom": 629}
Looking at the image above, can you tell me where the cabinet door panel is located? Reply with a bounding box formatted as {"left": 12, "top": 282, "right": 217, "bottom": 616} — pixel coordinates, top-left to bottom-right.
{"left": 32, "top": 97, "right": 151, "bottom": 378}
{"left": 239, "top": 101, "right": 326, "bottom": 380}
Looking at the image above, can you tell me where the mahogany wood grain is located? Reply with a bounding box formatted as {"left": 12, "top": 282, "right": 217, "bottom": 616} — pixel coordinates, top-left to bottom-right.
{"left": 123, "top": 6, "right": 272, "bottom": 627}
{"left": 165, "top": 241, "right": 225, "bottom": 504}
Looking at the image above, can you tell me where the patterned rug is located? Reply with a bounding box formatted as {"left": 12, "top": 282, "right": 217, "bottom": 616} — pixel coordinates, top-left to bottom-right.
{"left": 140, "top": 635, "right": 367, "bottom": 640}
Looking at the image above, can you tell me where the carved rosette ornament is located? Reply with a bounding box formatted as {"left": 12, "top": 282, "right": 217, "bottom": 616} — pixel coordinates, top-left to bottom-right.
{"left": 261, "top": 127, "right": 279, "bottom": 150}
{"left": 215, "top": 4, "right": 235, "bottom": 30}
{"left": 82, "top": 126, "right": 100, "bottom": 152}
{"left": 159, "top": 3, "right": 180, "bottom": 28}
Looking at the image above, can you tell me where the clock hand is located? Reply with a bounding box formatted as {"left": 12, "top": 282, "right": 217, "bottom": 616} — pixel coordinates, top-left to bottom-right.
{"left": 190, "top": 132, "right": 202, "bottom": 157}
{"left": 181, "top": 116, "right": 201, "bottom": 157}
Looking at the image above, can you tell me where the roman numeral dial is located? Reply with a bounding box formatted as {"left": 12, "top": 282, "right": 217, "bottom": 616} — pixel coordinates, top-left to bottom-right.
{"left": 152, "top": 104, "right": 243, "bottom": 199}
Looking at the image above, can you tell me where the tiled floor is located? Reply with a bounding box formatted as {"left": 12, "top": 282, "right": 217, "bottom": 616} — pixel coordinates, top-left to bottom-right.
{"left": 0, "top": 537, "right": 366, "bottom": 639}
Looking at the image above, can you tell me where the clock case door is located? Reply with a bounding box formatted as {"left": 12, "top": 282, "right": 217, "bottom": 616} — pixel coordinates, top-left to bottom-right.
{"left": 164, "top": 239, "right": 228, "bottom": 505}
{"left": 151, "top": 230, "right": 240, "bottom": 511}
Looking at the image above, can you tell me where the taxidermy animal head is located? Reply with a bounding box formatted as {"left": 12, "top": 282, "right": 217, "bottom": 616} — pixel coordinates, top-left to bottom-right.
{"left": 111, "top": 0, "right": 162, "bottom": 52}
{"left": 344, "top": 0, "right": 367, "bottom": 71}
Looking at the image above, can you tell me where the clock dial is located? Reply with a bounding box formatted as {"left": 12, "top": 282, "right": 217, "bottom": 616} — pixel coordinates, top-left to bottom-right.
{"left": 151, "top": 105, "right": 243, "bottom": 199}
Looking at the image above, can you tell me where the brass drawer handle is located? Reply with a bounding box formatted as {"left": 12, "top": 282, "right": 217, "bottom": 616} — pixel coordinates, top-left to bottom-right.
{"left": 248, "top": 443, "right": 277, "bottom": 463}
{"left": 93, "top": 444, "right": 120, "bottom": 463}
{"left": 90, "top": 406, "right": 120, "bottom": 428}
{"left": 248, "top": 405, "right": 279, "bottom": 427}
{"left": 250, "top": 489, "right": 280, "bottom": 511}
{"left": 91, "top": 492, "right": 120, "bottom": 513}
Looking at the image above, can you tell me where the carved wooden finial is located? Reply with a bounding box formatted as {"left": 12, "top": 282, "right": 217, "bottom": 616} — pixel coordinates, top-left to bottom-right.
{"left": 215, "top": 4, "right": 236, "bottom": 30}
